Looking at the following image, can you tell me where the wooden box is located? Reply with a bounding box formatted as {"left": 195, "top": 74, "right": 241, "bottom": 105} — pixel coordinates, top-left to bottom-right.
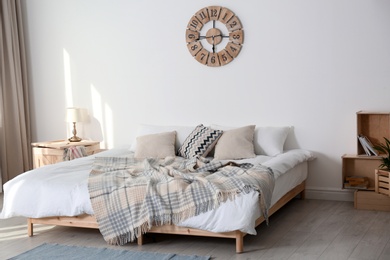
{"left": 342, "top": 154, "right": 381, "bottom": 189}
{"left": 354, "top": 190, "right": 390, "bottom": 211}
{"left": 375, "top": 169, "right": 390, "bottom": 196}
{"left": 357, "top": 111, "right": 390, "bottom": 155}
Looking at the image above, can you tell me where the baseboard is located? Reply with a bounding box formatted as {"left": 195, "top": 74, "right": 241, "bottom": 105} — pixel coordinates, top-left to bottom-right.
{"left": 305, "top": 186, "right": 354, "bottom": 202}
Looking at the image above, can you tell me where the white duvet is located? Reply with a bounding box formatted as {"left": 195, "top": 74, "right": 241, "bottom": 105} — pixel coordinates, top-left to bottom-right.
{"left": 0, "top": 148, "right": 313, "bottom": 235}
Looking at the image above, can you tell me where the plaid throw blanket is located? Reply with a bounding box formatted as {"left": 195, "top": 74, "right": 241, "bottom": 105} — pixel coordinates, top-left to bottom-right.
{"left": 88, "top": 156, "right": 274, "bottom": 245}
{"left": 63, "top": 146, "right": 87, "bottom": 161}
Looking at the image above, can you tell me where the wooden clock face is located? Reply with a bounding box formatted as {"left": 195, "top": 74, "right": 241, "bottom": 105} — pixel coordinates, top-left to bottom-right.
{"left": 185, "top": 6, "right": 244, "bottom": 67}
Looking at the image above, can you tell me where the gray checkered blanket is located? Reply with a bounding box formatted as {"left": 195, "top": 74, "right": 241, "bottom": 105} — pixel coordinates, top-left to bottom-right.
{"left": 88, "top": 156, "right": 274, "bottom": 245}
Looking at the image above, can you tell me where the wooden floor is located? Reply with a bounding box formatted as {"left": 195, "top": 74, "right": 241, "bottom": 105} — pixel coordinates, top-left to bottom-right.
{"left": 1, "top": 194, "right": 390, "bottom": 260}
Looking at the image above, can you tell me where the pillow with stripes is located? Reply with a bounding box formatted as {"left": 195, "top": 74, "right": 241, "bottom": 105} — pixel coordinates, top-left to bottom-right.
{"left": 177, "top": 124, "right": 223, "bottom": 158}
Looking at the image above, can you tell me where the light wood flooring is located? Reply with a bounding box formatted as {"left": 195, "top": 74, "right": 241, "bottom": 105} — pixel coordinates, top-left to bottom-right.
{"left": 1, "top": 193, "right": 390, "bottom": 260}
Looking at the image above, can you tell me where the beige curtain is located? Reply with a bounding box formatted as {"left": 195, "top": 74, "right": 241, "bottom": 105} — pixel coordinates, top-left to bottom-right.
{"left": 0, "top": 0, "right": 32, "bottom": 191}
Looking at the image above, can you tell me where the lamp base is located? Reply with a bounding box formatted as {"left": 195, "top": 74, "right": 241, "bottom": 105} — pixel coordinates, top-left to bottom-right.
{"left": 68, "top": 136, "right": 82, "bottom": 142}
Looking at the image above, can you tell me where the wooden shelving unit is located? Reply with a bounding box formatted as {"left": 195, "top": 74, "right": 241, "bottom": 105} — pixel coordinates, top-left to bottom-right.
{"left": 342, "top": 111, "right": 390, "bottom": 211}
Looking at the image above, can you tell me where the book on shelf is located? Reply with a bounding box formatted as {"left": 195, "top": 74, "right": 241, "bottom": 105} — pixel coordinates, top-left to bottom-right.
{"left": 358, "top": 135, "right": 370, "bottom": 155}
{"left": 363, "top": 136, "right": 378, "bottom": 156}
{"left": 344, "top": 181, "right": 369, "bottom": 189}
{"left": 344, "top": 176, "right": 369, "bottom": 189}
{"left": 346, "top": 176, "right": 368, "bottom": 183}
{"left": 358, "top": 135, "right": 378, "bottom": 156}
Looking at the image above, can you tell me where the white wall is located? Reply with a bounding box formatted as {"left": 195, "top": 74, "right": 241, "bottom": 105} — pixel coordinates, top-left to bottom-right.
{"left": 22, "top": 0, "right": 390, "bottom": 201}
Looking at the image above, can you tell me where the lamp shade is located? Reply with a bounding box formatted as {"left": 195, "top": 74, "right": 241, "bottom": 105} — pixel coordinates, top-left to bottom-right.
{"left": 66, "top": 108, "right": 85, "bottom": 123}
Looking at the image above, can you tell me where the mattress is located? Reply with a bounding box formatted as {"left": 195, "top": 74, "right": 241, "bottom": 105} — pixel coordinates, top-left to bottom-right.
{"left": 0, "top": 148, "right": 313, "bottom": 235}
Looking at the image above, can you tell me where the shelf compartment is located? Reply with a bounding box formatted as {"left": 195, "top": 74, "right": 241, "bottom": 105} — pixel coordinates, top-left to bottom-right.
{"left": 342, "top": 154, "right": 381, "bottom": 189}
{"left": 357, "top": 111, "right": 390, "bottom": 155}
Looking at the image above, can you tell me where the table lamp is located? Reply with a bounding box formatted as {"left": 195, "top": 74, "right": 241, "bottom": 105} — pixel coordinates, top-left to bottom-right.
{"left": 66, "top": 107, "right": 84, "bottom": 142}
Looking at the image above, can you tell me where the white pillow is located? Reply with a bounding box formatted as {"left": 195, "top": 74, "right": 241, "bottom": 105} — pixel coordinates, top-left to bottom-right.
{"left": 254, "top": 126, "right": 291, "bottom": 156}
{"left": 130, "top": 124, "right": 195, "bottom": 152}
{"left": 211, "top": 124, "right": 291, "bottom": 156}
{"left": 134, "top": 131, "right": 176, "bottom": 158}
{"left": 213, "top": 125, "right": 256, "bottom": 160}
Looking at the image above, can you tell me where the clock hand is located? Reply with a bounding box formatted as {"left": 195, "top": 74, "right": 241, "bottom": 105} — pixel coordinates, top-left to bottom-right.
{"left": 199, "top": 34, "right": 222, "bottom": 39}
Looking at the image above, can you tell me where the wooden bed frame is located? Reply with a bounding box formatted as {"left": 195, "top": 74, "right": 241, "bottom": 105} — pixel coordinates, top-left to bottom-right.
{"left": 27, "top": 181, "right": 305, "bottom": 253}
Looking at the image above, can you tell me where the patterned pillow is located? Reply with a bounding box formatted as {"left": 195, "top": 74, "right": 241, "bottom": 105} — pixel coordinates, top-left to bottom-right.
{"left": 177, "top": 125, "right": 223, "bottom": 158}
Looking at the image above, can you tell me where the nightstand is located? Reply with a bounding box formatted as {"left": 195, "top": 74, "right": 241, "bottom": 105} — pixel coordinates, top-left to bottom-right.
{"left": 31, "top": 140, "right": 101, "bottom": 169}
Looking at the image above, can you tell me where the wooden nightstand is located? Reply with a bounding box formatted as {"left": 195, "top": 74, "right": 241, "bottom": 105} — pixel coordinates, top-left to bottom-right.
{"left": 31, "top": 140, "right": 101, "bottom": 169}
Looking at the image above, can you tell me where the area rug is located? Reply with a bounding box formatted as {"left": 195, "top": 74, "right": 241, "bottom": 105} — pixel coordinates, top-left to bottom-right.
{"left": 9, "top": 243, "right": 211, "bottom": 260}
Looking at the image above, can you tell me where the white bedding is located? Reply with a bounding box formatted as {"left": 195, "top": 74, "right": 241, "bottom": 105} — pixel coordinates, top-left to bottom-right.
{"left": 0, "top": 148, "right": 313, "bottom": 235}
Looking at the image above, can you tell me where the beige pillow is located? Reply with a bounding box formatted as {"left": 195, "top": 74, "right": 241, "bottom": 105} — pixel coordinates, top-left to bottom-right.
{"left": 214, "top": 125, "right": 256, "bottom": 160}
{"left": 134, "top": 131, "right": 176, "bottom": 158}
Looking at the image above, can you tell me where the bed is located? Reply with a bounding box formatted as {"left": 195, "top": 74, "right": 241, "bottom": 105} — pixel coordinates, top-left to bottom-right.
{"left": 0, "top": 124, "right": 314, "bottom": 253}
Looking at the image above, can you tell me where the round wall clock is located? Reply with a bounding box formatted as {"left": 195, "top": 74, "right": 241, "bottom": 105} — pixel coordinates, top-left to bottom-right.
{"left": 185, "top": 6, "right": 244, "bottom": 67}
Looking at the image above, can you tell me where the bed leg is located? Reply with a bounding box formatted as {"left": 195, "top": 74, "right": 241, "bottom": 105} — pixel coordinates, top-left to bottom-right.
{"left": 27, "top": 218, "right": 33, "bottom": 237}
{"left": 137, "top": 233, "right": 143, "bottom": 245}
{"left": 235, "top": 231, "right": 244, "bottom": 253}
{"left": 300, "top": 189, "right": 306, "bottom": 200}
